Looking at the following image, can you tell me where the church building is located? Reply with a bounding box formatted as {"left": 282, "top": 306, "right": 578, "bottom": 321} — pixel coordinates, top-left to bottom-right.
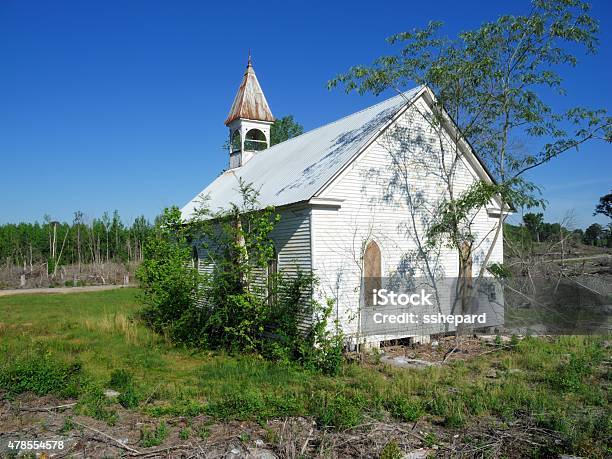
{"left": 181, "top": 58, "right": 505, "bottom": 346}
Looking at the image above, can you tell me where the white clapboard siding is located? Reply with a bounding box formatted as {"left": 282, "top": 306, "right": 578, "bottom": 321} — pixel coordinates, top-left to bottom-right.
{"left": 312, "top": 96, "right": 504, "bottom": 341}
{"left": 268, "top": 207, "right": 315, "bottom": 332}
{"left": 191, "top": 210, "right": 314, "bottom": 332}
{"left": 193, "top": 207, "right": 312, "bottom": 296}
{"left": 271, "top": 207, "right": 312, "bottom": 276}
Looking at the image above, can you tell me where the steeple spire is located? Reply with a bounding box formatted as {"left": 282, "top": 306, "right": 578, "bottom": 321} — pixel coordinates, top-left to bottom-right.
{"left": 225, "top": 54, "right": 274, "bottom": 126}
{"left": 225, "top": 54, "right": 274, "bottom": 169}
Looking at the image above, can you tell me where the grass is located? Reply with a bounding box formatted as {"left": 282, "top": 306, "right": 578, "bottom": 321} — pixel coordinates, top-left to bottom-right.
{"left": 0, "top": 288, "right": 610, "bottom": 457}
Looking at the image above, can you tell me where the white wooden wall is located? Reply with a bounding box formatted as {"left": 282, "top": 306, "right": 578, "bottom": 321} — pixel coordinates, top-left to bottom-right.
{"left": 311, "top": 96, "right": 504, "bottom": 343}
{"left": 270, "top": 206, "right": 312, "bottom": 275}
{"left": 194, "top": 206, "right": 312, "bottom": 277}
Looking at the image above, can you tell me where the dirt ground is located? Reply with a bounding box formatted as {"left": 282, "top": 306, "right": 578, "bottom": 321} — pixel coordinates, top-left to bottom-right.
{"left": 0, "top": 393, "right": 558, "bottom": 458}
{"left": 0, "top": 285, "right": 129, "bottom": 297}
{"left": 380, "top": 336, "right": 497, "bottom": 362}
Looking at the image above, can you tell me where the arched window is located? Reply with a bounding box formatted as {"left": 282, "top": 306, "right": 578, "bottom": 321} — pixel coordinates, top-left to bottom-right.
{"left": 363, "top": 240, "right": 382, "bottom": 306}
{"left": 244, "top": 129, "right": 268, "bottom": 151}
{"left": 230, "top": 130, "right": 242, "bottom": 153}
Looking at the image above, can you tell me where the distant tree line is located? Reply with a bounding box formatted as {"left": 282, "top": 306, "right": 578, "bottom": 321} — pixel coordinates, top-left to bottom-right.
{"left": 0, "top": 211, "right": 154, "bottom": 273}
{"left": 505, "top": 189, "right": 612, "bottom": 249}
{"left": 505, "top": 214, "right": 571, "bottom": 246}
{"left": 505, "top": 213, "right": 611, "bottom": 248}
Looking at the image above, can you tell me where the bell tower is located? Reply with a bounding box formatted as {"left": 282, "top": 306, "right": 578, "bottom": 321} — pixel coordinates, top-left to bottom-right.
{"left": 225, "top": 54, "right": 274, "bottom": 169}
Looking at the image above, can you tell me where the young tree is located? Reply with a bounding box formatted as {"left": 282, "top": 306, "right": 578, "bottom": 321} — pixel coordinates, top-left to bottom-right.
{"left": 523, "top": 213, "right": 544, "bottom": 243}
{"left": 101, "top": 212, "right": 111, "bottom": 263}
{"left": 73, "top": 211, "right": 84, "bottom": 272}
{"left": 130, "top": 215, "right": 151, "bottom": 262}
{"left": 110, "top": 210, "right": 124, "bottom": 261}
{"left": 329, "top": 0, "right": 611, "bottom": 334}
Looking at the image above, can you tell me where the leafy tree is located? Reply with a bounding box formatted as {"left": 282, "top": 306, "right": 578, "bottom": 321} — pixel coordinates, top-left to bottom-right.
{"left": 540, "top": 222, "right": 563, "bottom": 242}
{"left": 329, "top": 0, "right": 611, "bottom": 322}
{"left": 137, "top": 207, "right": 203, "bottom": 343}
{"left": 270, "top": 115, "right": 304, "bottom": 146}
{"left": 523, "top": 213, "right": 544, "bottom": 243}
{"left": 572, "top": 228, "right": 584, "bottom": 238}
{"left": 583, "top": 223, "right": 604, "bottom": 246}
{"left": 594, "top": 190, "right": 612, "bottom": 219}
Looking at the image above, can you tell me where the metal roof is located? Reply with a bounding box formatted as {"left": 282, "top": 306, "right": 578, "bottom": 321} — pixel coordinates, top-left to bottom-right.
{"left": 182, "top": 86, "right": 424, "bottom": 219}
{"left": 224, "top": 57, "right": 274, "bottom": 125}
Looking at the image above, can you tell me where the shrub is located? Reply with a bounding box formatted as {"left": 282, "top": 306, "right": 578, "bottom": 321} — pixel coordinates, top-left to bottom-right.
{"left": 314, "top": 393, "right": 364, "bottom": 428}
{"left": 118, "top": 385, "right": 141, "bottom": 409}
{"left": 109, "top": 368, "right": 132, "bottom": 390}
{"left": 137, "top": 207, "right": 205, "bottom": 346}
{"left": 385, "top": 396, "right": 424, "bottom": 422}
{"left": 0, "top": 348, "right": 83, "bottom": 398}
{"left": 263, "top": 276, "right": 345, "bottom": 375}
{"left": 380, "top": 440, "right": 402, "bottom": 459}
{"left": 140, "top": 422, "right": 169, "bottom": 447}
{"left": 108, "top": 368, "right": 142, "bottom": 409}
{"left": 76, "top": 387, "right": 118, "bottom": 425}
{"left": 138, "top": 190, "right": 345, "bottom": 375}
{"left": 205, "top": 389, "right": 303, "bottom": 421}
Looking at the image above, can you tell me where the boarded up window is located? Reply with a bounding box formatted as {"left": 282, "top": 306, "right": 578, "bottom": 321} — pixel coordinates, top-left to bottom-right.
{"left": 363, "top": 240, "right": 382, "bottom": 306}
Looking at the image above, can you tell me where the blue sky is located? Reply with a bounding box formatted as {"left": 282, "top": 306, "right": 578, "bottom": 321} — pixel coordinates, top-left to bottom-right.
{"left": 1, "top": 0, "right": 610, "bottom": 229}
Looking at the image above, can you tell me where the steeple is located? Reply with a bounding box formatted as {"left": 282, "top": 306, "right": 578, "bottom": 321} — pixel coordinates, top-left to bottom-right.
{"left": 225, "top": 55, "right": 274, "bottom": 169}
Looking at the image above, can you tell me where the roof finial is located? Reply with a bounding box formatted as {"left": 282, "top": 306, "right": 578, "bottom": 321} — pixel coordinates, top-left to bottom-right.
{"left": 247, "top": 49, "right": 252, "bottom": 67}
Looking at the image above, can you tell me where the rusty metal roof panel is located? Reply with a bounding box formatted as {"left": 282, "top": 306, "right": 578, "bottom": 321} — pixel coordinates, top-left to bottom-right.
{"left": 183, "top": 86, "right": 423, "bottom": 219}
{"left": 224, "top": 61, "right": 274, "bottom": 125}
